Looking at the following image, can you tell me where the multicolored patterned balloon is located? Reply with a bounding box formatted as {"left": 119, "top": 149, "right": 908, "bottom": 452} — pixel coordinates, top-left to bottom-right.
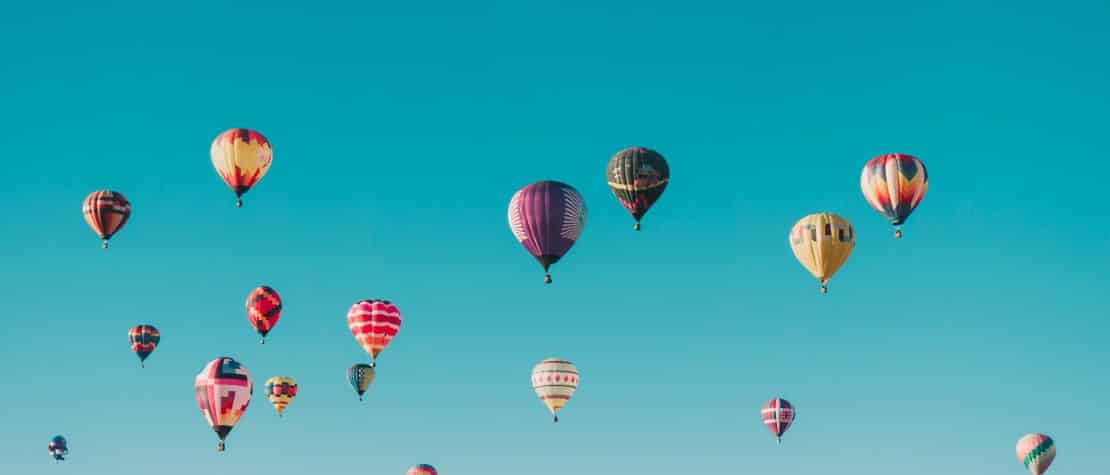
{"left": 606, "top": 146, "right": 670, "bottom": 231}
{"left": 347, "top": 363, "right": 375, "bottom": 401}
{"left": 210, "top": 128, "right": 272, "bottom": 207}
{"left": 246, "top": 286, "right": 282, "bottom": 344}
{"left": 48, "top": 435, "right": 67, "bottom": 462}
{"left": 860, "top": 153, "right": 928, "bottom": 238}
{"left": 1016, "top": 433, "right": 1055, "bottom": 475}
{"left": 508, "top": 180, "right": 587, "bottom": 283}
{"left": 264, "top": 376, "right": 298, "bottom": 417}
{"left": 789, "top": 213, "right": 855, "bottom": 295}
{"left": 194, "top": 357, "right": 253, "bottom": 451}
{"left": 347, "top": 299, "right": 401, "bottom": 365}
{"left": 531, "top": 358, "right": 578, "bottom": 423}
{"left": 407, "top": 464, "right": 438, "bottom": 475}
{"left": 127, "top": 324, "right": 160, "bottom": 367}
{"left": 761, "top": 398, "right": 795, "bottom": 444}
{"left": 82, "top": 190, "right": 131, "bottom": 248}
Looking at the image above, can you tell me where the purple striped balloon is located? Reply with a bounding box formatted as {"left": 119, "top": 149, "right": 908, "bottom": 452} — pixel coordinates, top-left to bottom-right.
{"left": 508, "top": 180, "right": 587, "bottom": 283}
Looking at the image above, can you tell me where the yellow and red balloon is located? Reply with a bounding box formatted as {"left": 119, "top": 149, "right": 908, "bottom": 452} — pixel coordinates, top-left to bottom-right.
{"left": 210, "top": 128, "right": 272, "bottom": 207}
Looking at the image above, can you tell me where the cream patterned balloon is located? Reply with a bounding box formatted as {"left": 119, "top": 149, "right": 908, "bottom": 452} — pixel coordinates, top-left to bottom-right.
{"left": 531, "top": 358, "right": 579, "bottom": 423}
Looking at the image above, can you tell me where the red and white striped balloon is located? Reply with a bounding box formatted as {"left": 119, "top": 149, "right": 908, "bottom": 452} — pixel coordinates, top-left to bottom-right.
{"left": 346, "top": 299, "right": 401, "bottom": 365}
{"left": 761, "top": 398, "right": 795, "bottom": 444}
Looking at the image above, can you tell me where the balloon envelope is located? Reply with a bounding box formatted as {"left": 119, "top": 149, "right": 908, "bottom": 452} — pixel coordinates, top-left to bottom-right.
{"left": 82, "top": 190, "right": 131, "bottom": 248}
{"left": 347, "top": 363, "right": 375, "bottom": 400}
{"left": 246, "top": 286, "right": 282, "bottom": 343}
{"left": 407, "top": 464, "right": 438, "bottom": 475}
{"left": 194, "top": 357, "right": 252, "bottom": 451}
{"left": 210, "top": 128, "right": 272, "bottom": 207}
{"left": 264, "top": 376, "right": 298, "bottom": 416}
{"left": 531, "top": 358, "right": 579, "bottom": 422}
{"left": 48, "top": 435, "right": 67, "bottom": 461}
{"left": 788, "top": 213, "right": 855, "bottom": 294}
{"left": 860, "top": 153, "right": 928, "bottom": 237}
{"left": 1016, "top": 433, "right": 1055, "bottom": 475}
{"left": 347, "top": 300, "right": 401, "bottom": 363}
{"left": 606, "top": 147, "right": 669, "bottom": 230}
{"left": 760, "top": 398, "right": 795, "bottom": 443}
{"left": 128, "top": 324, "right": 160, "bottom": 366}
{"left": 507, "top": 180, "right": 587, "bottom": 282}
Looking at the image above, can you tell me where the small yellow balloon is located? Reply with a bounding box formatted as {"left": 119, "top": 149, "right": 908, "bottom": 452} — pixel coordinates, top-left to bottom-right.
{"left": 210, "top": 128, "right": 273, "bottom": 207}
{"left": 788, "top": 213, "right": 855, "bottom": 294}
{"left": 264, "top": 376, "right": 297, "bottom": 417}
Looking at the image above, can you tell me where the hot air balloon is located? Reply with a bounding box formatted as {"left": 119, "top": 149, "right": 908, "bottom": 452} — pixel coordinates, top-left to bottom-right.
{"left": 128, "top": 324, "right": 160, "bottom": 367}
{"left": 789, "top": 213, "right": 855, "bottom": 294}
{"left": 507, "top": 181, "right": 587, "bottom": 283}
{"left": 194, "top": 357, "right": 252, "bottom": 452}
{"left": 1017, "top": 433, "right": 1055, "bottom": 475}
{"left": 348, "top": 363, "right": 375, "bottom": 401}
{"left": 264, "top": 376, "right": 297, "bottom": 417}
{"left": 246, "top": 286, "right": 282, "bottom": 344}
{"left": 407, "top": 464, "right": 438, "bottom": 475}
{"left": 531, "top": 358, "right": 578, "bottom": 423}
{"left": 606, "top": 146, "right": 669, "bottom": 231}
{"left": 347, "top": 299, "right": 401, "bottom": 366}
{"left": 82, "top": 190, "right": 131, "bottom": 248}
{"left": 210, "top": 128, "right": 272, "bottom": 207}
{"left": 48, "top": 436, "right": 67, "bottom": 462}
{"left": 761, "top": 398, "right": 795, "bottom": 444}
{"left": 860, "top": 153, "right": 928, "bottom": 238}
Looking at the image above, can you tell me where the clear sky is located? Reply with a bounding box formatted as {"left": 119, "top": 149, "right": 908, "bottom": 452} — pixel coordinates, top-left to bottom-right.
{"left": 2, "top": 1, "right": 1108, "bottom": 474}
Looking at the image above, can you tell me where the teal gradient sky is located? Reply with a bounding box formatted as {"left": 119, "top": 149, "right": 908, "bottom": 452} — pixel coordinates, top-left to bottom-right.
{"left": 2, "top": 1, "right": 1108, "bottom": 474}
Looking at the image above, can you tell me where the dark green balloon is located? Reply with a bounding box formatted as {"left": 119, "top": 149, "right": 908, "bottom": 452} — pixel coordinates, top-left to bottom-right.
{"left": 606, "top": 147, "right": 670, "bottom": 230}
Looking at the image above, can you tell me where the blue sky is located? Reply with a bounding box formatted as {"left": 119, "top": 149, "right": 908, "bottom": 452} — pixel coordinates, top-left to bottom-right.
{"left": 2, "top": 1, "right": 1108, "bottom": 473}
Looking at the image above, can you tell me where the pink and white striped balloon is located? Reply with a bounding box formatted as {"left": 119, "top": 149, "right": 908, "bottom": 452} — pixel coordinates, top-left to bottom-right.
{"left": 347, "top": 299, "right": 402, "bottom": 364}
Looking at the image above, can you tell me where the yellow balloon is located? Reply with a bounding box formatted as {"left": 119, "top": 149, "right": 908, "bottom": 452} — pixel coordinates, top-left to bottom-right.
{"left": 210, "top": 128, "right": 273, "bottom": 208}
{"left": 788, "top": 213, "right": 855, "bottom": 294}
{"left": 264, "top": 376, "right": 297, "bottom": 417}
